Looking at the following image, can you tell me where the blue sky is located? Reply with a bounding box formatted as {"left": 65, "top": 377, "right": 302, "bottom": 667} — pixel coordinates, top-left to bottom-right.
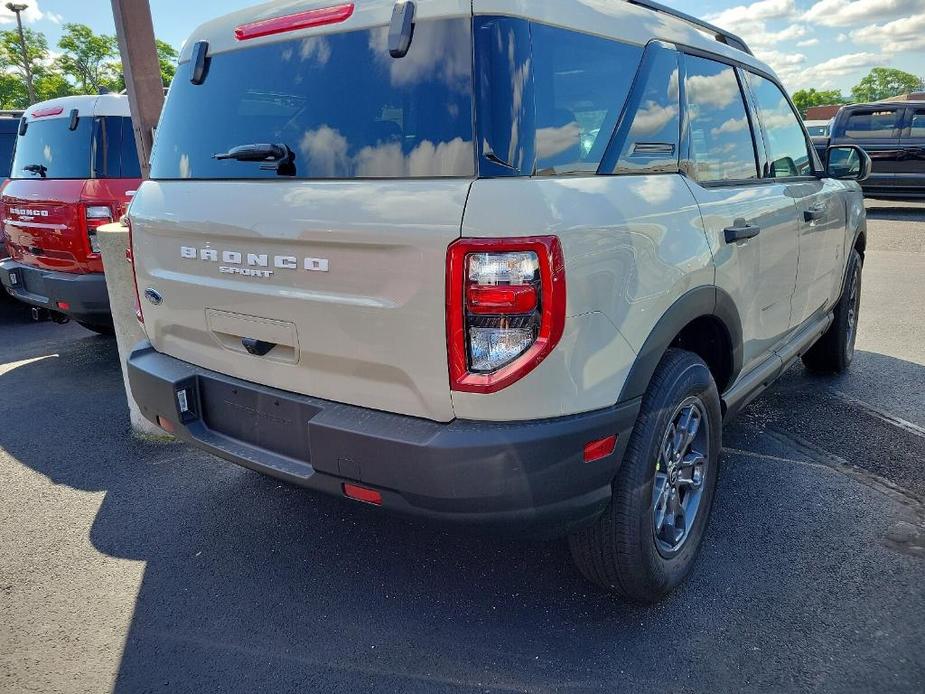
{"left": 2, "top": 0, "right": 923, "bottom": 94}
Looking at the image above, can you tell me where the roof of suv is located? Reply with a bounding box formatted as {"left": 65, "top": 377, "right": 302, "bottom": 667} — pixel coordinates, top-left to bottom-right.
{"left": 179, "top": 0, "right": 772, "bottom": 77}
{"left": 23, "top": 94, "right": 130, "bottom": 123}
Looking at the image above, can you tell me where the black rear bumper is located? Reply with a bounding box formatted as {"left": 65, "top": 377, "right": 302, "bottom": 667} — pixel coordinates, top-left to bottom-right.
{"left": 0, "top": 259, "right": 111, "bottom": 325}
{"left": 127, "top": 342, "right": 640, "bottom": 535}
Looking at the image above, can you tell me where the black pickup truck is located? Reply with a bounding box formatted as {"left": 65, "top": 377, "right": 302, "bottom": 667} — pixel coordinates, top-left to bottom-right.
{"left": 815, "top": 101, "right": 925, "bottom": 200}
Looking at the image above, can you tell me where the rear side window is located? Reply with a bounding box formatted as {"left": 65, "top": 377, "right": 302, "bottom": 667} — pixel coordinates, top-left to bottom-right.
{"left": 476, "top": 18, "right": 642, "bottom": 176}
{"left": 0, "top": 130, "right": 15, "bottom": 178}
{"left": 612, "top": 46, "right": 681, "bottom": 175}
{"left": 95, "top": 117, "right": 141, "bottom": 179}
{"left": 684, "top": 55, "right": 758, "bottom": 183}
{"left": 532, "top": 24, "right": 640, "bottom": 175}
{"left": 745, "top": 73, "right": 813, "bottom": 177}
{"left": 151, "top": 19, "right": 475, "bottom": 180}
{"left": 842, "top": 109, "right": 900, "bottom": 139}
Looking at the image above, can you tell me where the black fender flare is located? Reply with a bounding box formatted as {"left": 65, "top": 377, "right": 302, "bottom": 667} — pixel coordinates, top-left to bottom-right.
{"left": 618, "top": 286, "right": 743, "bottom": 401}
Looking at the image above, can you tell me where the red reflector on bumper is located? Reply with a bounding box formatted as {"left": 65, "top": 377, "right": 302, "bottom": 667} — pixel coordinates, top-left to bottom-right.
{"left": 583, "top": 435, "right": 617, "bottom": 463}
{"left": 235, "top": 3, "right": 354, "bottom": 40}
{"left": 56, "top": 301, "right": 70, "bottom": 311}
{"left": 343, "top": 483, "right": 382, "bottom": 506}
{"left": 156, "top": 416, "right": 175, "bottom": 434}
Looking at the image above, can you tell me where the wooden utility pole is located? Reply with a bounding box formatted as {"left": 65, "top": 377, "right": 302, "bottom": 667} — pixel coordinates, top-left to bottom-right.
{"left": 110, "top": 0, "right": 164, "bottom": 179}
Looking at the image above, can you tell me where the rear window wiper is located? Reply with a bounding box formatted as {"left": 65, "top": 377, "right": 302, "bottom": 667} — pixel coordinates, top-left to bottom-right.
{"left": 213, "top": 143, "right": 296, "bottom": 176}
{"left": 23, "top": 164, "right": 47, "bottom": 178}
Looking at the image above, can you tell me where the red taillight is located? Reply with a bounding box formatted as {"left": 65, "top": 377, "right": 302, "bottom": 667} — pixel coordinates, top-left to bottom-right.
{"left": 126, "top": 217, "right": 143, "bottom": 324}
{"left": 31, "top": 106, "right": 63, "bottom": 119}
{"left": 583, "top": 435, "right": 618, "bottom": 463}
{"left": 447, "top": 236, "right": 566, "bottom": 394}
{"left": 234, "top": 3, "right": 354, "bottom": 40}
{"left": 343, "top": 483, "right": 383, "bottom": 506}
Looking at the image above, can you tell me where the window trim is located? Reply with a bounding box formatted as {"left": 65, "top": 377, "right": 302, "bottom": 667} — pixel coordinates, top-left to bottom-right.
{"left": 902, "top": 106, "right": 925, "bottom": 140}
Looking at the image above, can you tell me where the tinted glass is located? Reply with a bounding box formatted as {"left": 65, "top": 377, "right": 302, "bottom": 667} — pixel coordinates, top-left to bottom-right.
{"left": 532, "top": 24, "right": 640, "bottom": 175}
{"left": 12, "top": 118, "right": 96, "bottom": 179}
{"left": 747, "top": 73, "right": 813, "bottom": 177}
{"left": 614, "top": 47, "right": 680, "bottom": 174}
{"left": 685, "top": 56, "right": 758, "bottom": 183}
{"left": 806, "top": 125, "right": 828, "bottom": 137}
{"left": 843, "top": 109, "right": 900, "bottom": 139}
{"left": 476, "top": 18, "right": 642, "bottom": 176}
{"left": 910, "top": 110, "right": 925, "bottom": 138}
{"left": 151, "top": 19, "right": 474, "bottom": 180}
{"left": 0, "top": 131, "right": 15, "bottom": 178}
{"left": 95, "top": 116, "right": 141, "bottom": 179}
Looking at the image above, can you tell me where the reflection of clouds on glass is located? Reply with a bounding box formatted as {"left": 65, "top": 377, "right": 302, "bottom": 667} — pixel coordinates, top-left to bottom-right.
{"left": 367, "top": 23, "right": 469, "bottom": 91}
{"left": 502, "top": 26, "right": 531, "bottom": 169}
{"left": 631, "top": 176, "right": 673, "bottom": 205}
{"left": 179, "top": 154, "right": 191, "bottom": 179}
{"left": 300, "top": 125, "right": 472, "bottom": 177}
{"left": 43, "top": 144, "right": 52, "bottom": 163}
{"left": 536, "top": 123, "right": 580, "bottom": 160}
{"left": 630, "top": 101, "right": 678, "bottom": 136}
{"left": 300, "top": 36, "right": 331, "bottom": 65}
{"left": 711, "top": 116, "right": 749, "bottom": 136}
{"left": 685, "top": 69, "right": 739, "bottom": 108}
{"left": 300, "top": 126, "right": 350, "bottom": 177}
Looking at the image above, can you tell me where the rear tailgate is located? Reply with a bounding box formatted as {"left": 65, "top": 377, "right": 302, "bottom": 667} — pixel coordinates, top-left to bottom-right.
{"left": 130, "top": 179, "right": 468, "bottom": 421}
{"left": 135, "top": 1, "right": 476, "bottom": 421}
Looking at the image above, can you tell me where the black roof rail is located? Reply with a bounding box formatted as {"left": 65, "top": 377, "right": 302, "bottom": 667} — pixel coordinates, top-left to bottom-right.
{"left": 626, "top": 0, "right": 753, "bottom": 55}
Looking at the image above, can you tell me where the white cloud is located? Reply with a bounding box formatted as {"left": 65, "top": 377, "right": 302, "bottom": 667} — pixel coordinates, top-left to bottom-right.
{"left": 46, "top": 11, "right": 63, "bottom": 24}
{"left": 797, "top": 38, "right": 820, "bottom": 47}
{"left": 706, "top": 0, "right": 797, "bottom": 26}
{"left": 812, "top": 52, "right": 885, "bottom": 78}
{"left": 803, "top": 0, "right": 925, "bottom": 28}
{"left": 851, "top": 13, "right": 925, "bottom": 52}
{"left": 0, "top": 1, "right": 49, "bottom": 25}
{"left": 711, "top": 116, "right": 750, "bottom": 136}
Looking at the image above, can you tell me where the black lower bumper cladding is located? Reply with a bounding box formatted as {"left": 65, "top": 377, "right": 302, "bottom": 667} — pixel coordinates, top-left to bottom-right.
{"left": 127, "top": 342, "right": 641, "bottom": 535}
{"left": 0, "top": 259, "right": 111, "bottom": 324}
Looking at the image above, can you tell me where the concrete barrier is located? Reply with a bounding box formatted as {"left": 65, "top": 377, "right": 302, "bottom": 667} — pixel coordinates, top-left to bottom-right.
{"left": 97, "top": 221, "right": 170, "bottom": 440}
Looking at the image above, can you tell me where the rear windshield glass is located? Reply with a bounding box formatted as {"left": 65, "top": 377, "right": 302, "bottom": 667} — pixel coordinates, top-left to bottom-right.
{"left": 150, "top": 18, "right": 475, "bottom": 180}
{"left": 12, "top": 115, "right": 139, "bottom": 180}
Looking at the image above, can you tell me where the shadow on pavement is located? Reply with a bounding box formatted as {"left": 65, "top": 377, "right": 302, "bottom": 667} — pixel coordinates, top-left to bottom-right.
{"left": 1, "top": 333, "right": 923, "bottom": 692}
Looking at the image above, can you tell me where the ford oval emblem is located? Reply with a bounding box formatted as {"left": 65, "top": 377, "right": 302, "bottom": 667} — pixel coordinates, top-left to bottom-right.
{"left": 144, "top": 288, "right": 163, "bottom": 306}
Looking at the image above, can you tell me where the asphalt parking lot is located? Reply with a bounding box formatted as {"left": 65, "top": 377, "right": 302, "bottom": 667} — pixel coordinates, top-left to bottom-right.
{"left": 1, "top": 200, "right": 923, "bottom": 694}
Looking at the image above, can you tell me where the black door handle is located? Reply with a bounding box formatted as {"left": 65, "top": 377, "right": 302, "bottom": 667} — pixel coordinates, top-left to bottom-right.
{"left": 724, "top": 219, "right": 761, "bottom": 244}
{"left": 241, "top": 337, "right": 276, "bottom": 356}
{"left": 804, "top": 204, "right": 827, "bottom": 222}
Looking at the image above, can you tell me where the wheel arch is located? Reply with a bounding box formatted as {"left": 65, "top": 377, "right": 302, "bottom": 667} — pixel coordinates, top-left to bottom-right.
{"left": 618, "top": 286, "right": 743, "bottom": 402}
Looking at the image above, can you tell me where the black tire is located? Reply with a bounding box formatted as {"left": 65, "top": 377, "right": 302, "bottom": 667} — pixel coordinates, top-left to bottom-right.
{"left": 802, "top": 248, "right": 862, "bottom": 374}
{"left": 568, "top": 349, "right": 722, "bottom": 603}
{"left": 76, "top": 321, "right": 115, "bottom": 336}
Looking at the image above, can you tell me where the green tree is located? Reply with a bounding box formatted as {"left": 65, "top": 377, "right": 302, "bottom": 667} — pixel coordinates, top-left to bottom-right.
{"left": 0, "top": 27, "right": 49, "bottom": 106}
{"left": 156, "top": 39, "right": 178, "bottom": 87}
{"left": 0, "top": 71, "right": 28, "bottom": 110}
{"left": 57, "top": 23, "right": 119, "bottom": 93}
{"left": 792, "top": 88, "right": 846, "bottom": 116}
{"left": 851, "top": 67, "right": 924, "bottom": 103}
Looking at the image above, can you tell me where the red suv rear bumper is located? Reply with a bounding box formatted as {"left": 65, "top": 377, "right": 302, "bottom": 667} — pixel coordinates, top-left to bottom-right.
{"left": 0, "top": 259, "right": 110, "bottom": 325}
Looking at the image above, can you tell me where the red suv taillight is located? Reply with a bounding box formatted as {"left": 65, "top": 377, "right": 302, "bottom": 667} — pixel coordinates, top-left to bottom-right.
{"left": 125, "top": 217, "right": 144, "bottom": 323}
{"left": 447, "top": 236, "right": 566, "bottom": 394}
{"left": 84, "top": 205, "right": 113, "bottom": 255}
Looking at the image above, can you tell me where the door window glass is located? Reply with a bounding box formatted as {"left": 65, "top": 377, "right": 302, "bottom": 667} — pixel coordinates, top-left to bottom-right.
{"left": 843, "top": 109, "right": 900, "bottom": 138}
{"left": 746, "top": 73, "right": 813, "bottom": 177}
{"left": 684, "top": 55, "right": 758, "bottom": 183}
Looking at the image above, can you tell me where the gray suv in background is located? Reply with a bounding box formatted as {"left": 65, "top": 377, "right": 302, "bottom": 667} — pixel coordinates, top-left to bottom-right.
{"left": 124, "top": 0, "right": 871, "bottom": 602}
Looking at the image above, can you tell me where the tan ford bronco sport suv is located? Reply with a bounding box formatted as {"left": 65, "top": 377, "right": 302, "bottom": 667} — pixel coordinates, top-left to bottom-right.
{"left": 125, "top": 0, "right": 871, "bottom": 602}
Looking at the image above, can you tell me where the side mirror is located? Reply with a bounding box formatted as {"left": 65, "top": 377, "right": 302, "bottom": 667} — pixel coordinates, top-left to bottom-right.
{"left": 826, "top": 145, "right": 871, "bottom": 182}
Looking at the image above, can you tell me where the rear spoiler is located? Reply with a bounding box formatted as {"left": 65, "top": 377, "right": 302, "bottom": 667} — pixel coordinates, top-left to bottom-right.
{"left": 627, "top": 0, "right": 753, "bottom": 55}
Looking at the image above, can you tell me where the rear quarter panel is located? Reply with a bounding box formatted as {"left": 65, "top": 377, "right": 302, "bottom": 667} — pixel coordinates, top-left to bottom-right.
{"left": 455, "top": 174, "right": 712, "bottom": 421}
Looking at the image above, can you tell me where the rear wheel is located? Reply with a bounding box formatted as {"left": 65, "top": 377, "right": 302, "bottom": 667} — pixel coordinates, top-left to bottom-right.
{"left": 76, "top": 321, "right": 115, "bottom": 336}
{"left": 568, "top": 349, "right": 721, "bottom": 603}
{"left": 802, "top": 248, "right": 862, "bottom": 374}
